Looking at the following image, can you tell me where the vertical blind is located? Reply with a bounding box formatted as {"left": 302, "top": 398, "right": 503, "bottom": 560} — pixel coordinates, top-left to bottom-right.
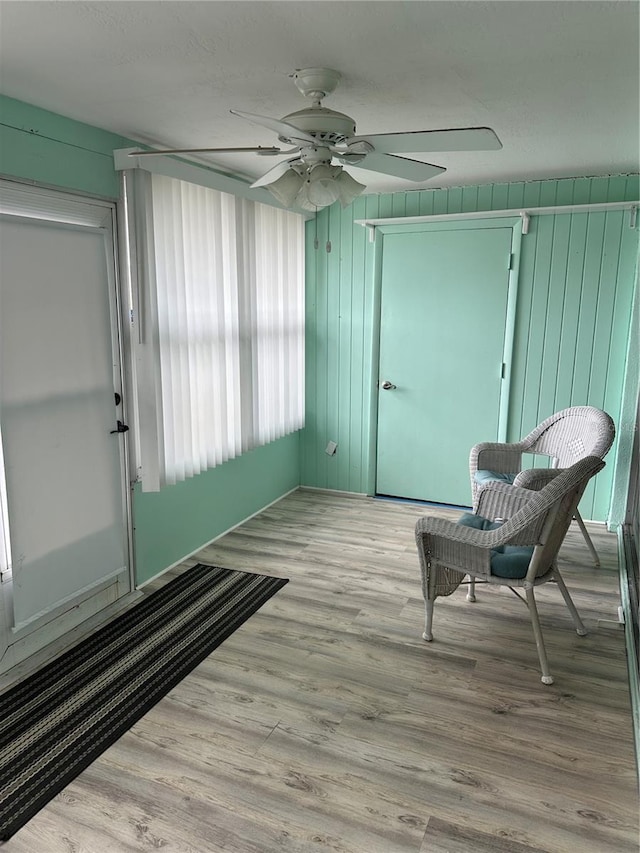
{"left": 127, "top": 172, "right": 305, "bottom": 491}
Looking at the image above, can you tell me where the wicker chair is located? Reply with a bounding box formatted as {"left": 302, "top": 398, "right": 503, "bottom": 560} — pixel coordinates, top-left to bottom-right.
{"left": 415, "top": 456, "right": 605, "bottom": 684}
{"left": 469, "top": 406, "right": 615, "bottom": 567}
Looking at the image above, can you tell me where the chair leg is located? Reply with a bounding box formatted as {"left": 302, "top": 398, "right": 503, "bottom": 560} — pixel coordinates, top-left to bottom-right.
{"left": 423, "top": 598, "right": 435, "bottom": 642}
{"left": 423, "top": 561, "right": 437, "bottom": 641}
{"left": 524, "top": 586, "right": 554, "bottom": 685}
{"left": 574, "top": 509, "right": 600, "bottom": 568}
{"left": 467, "top": 576, "right": 476, "bottom": 602}
{"left": 554, "top": 569, "right": 588, "bottom": 636}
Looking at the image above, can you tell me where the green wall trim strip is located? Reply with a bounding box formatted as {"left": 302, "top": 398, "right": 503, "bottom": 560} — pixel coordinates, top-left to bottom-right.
{"left": 364, "top": 233, "right": 384, "bottom": 495}
{"left": 610, "top": 263, "right": 640, "bottom": 528}
{"left": 0, "top": 95, "right": 134, "bottom": 198}
{"left": 0, "top": 95, "right": 133, "bottom": 154}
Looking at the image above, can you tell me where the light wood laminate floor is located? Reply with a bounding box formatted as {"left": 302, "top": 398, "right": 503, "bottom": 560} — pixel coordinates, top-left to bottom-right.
{"left": 4, "top": 489, "right": 639, "bottom": 852}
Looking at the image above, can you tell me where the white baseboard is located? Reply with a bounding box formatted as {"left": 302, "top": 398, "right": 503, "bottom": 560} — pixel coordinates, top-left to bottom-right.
{"left": 298, "top": 485, "right": 368, "bottom": 499}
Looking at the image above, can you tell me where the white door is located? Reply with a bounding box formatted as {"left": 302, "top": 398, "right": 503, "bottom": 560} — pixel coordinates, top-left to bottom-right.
{"left": 0, "top": 184, "right": 132, "bottom": 670}
{"left": 376, "top": 224, "right": 515, "bottom": 506}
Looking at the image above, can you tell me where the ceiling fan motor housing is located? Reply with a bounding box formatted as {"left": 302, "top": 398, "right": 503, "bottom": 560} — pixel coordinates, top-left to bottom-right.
{"left": 279, "top": 107, "right": 357, "bottom": 145}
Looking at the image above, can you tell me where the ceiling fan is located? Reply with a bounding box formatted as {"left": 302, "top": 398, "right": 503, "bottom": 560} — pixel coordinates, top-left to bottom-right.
{"left": 130, "top": 68, "right": 502, "bottom": 210}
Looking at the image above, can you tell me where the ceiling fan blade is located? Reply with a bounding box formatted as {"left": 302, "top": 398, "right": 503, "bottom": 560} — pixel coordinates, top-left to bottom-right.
{"left": 354, "top": 152, "right": 445, "bottom": 182}
{"left": 230, "top": 110, "right": 318, "bottom": 146}
{"left": 129, "top": 146, "right": 283, "bottom": 157}
{"left": 355, "top": 127, "right": 502, "bottom": 154}
{"left": 250, "top": 158, "right": 301, "bottom": 189}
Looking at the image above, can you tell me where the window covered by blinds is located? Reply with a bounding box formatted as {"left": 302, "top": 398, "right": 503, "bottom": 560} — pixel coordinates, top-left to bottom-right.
{"left": 126, "top": 171, "right": 305, "bottom": 491}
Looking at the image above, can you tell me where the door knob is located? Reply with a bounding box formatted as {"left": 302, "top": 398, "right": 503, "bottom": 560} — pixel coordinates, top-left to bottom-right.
{"left": 380, "top": 380, "right": 397, "bottom": 390}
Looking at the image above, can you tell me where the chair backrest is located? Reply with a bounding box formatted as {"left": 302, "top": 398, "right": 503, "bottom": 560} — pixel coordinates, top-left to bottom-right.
{"left": 522, "top": 406, "right": 615, "bottom": 468}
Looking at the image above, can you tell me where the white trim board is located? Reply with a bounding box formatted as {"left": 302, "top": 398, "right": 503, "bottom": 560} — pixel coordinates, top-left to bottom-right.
{"left": 356, "top": 200, "right": 639, "bottom": 240}
{"left": 113, "top": 148, "right": 314, "bottom": 219}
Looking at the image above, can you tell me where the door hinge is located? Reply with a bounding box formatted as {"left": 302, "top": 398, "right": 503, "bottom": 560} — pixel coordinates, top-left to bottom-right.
{"left": 507, "top": 252, "right": 514, "bottom": 271}
{"left": 501, "top": 362, "right": 507, "bottom": 379}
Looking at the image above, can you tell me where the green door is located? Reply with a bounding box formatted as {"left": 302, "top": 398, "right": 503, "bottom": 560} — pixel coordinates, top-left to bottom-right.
{"left": 376, "top": 225, "right": 513, "bottom": 506}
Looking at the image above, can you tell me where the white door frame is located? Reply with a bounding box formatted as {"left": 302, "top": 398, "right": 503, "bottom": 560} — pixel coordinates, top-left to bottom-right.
{"left": 0, "top": 179, "right": 135, "bottom": 672}
{"left": 365, "top": 216, "right": 523, "bottom": 496}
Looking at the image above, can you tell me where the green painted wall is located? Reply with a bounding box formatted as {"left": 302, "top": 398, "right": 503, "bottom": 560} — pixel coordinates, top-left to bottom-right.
{"left": 132, "top": 432, "right": 300, "bottom": 584}
{"left": 302, "top": 175, "right": 640, "bottom": 523}
{"left": 0, "top": 95, "right": 302, "bottom": 584}
{"left": 0, "top": 94, "right": 130, "bottom": 198}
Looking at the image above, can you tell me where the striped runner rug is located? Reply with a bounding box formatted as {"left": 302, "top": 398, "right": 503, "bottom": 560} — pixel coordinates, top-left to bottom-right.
{"left": 0, "top": 564, "right": 288, "bottom": 841}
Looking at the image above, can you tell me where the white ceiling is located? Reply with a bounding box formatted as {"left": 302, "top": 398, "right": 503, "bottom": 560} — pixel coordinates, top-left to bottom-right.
{"left": 1, "top": 0, "right": 638, "bottom": 194}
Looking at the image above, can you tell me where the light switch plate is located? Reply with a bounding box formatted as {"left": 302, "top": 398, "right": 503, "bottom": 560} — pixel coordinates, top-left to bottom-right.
{"left": 325, "top": 440, "right": 337, "bottom": 456}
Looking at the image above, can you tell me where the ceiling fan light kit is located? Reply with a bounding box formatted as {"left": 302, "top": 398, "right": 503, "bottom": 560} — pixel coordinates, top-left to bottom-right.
{"left": 265, "top": 163, "right": 366, "bottom": 211}
{"left": 264, "top": 166, "right": 307, "bottom": 208}
{"left": 129, "top": 67, "right": 502, "bottom": 213}
{"left": 331, "top": 169, "right": 368, "bottom": 207}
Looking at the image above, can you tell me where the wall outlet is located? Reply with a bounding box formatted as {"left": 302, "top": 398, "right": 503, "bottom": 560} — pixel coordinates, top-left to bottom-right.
{"left": 325, "top": 440, "right": 337, "bottom": 456}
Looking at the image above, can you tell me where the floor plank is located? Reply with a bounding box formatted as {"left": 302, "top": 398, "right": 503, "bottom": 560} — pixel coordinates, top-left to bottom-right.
{"left": 3, "top": 489, "right": 638, "bottom": 852}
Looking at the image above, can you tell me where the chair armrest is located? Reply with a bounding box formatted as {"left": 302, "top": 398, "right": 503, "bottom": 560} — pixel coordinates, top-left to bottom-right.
{"left": 416, "top": 515, "right": 506, "bottom": 550}
{"left": 415, "top": 516, "right": 510, "bottom": 596}
{"left": 469, "top": 441, "right": 524, "bottom": 477}
{"left": 469, "top": 441, "right": 525, "bottom": 510}
{"left": 475, "top": 480, "right": 537, "bottom": 520}
{"left": 513, "top": 468, "right": 562, "bottom": 491}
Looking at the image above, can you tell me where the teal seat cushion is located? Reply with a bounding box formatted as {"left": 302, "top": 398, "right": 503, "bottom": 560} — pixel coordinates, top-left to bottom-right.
{"left": 474, "top": 470, "right": 517, "bottom": 485}
{"left": 457, "top": 512, "right": 502, "bottom": 531}
{"left": 490, "top": 546, "right": 535, "bottom": 579}
{"left": 457, "top": 513, "right": 533, "bottom": 580}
